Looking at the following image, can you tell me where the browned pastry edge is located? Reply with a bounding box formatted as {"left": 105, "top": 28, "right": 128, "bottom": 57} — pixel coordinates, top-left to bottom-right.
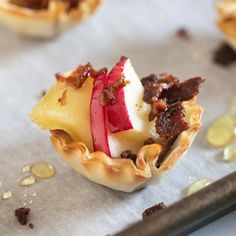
{"left": 50, "top": 99, "right": 202, "bottom": 192}
{"left": 0, "top": 0, "right": 101, "bottom": 38}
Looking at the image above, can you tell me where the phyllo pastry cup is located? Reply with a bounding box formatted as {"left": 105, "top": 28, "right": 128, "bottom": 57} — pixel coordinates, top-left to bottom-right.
{"left": 0, "top": 0, "right": 101, "bottom": 38}
{"left": 217, "top": 0, "right": 236, "bottom": 49}
{"left": 30, "top": 57, "right": 204, "bottom": 192}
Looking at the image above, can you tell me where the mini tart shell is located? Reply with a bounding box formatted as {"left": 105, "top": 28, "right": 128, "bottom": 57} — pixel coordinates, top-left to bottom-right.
{"left": 0, "top": 0, "right": 101, "bottom": 38}
{"left": 217, "top": 0, "right": 236, "bottom": 49}
{"left": 50, "top": 99, "right": 203, "bottom": 192}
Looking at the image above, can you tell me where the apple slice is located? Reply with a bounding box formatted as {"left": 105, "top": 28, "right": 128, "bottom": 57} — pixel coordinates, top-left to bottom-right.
{"left": 106, "top": 56, "right": 145, "bottom": 133}
{"left": 90, "top": 73, "right": 111, "bottom": 156}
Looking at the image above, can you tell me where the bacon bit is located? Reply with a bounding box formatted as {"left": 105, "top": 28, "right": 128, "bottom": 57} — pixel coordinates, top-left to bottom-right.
{"left": 56, "top": 63, "right": 108, "bottom": 89}
{"left": 149, "top": 99, "right": 167, "bottom": 121}
{"left": 10, "top": 0, "right": 49, "bottom": 9}
{"left": 143, "top": 83, "right": 164, "bottom": 104}
{"left": 213, "top": 42, "right": 236, "bottom": 66}
{"left": 141, "top": 74, "right": 159, "bottom": 87}
{"left": 156, "top": 105, "right": 189, "bottom": 138}
{"left": 161, "top": 77, "right": 205, "bottom": 104}
{"left": 56, "top": 63, "right": 92, "bottom": 89}
{"left": 29, "top": 223, "right": 34, "bottom": 229}
{"left": 142, "top": 202, "right": 166, "bottom": 219}
{"left": 120, "top": 150, "right": 137, "bottom": 163}
{"left": 65, "top": 0, "right": 80, "bottom": 9}
{"left": 141, "top": 73, "right": 178, "bottom": 88}
{"left": 155, "top": 136, "right": 178, "bottom": 168}
{"left": 156, "top": 73, "right": 179, "bottom": 85}
{"left": 58, "top": 90, "right": 67, "bottom": 106}
{"left": 143, "top": 138, "right": 155, "bottom": 145}
{"left": 10, "top": 0, "right": 81, "bottom": 10}
{"left": 40, "top": 90, "right": 46, "bottom": 98}
{"left": 142, "top": 74, "right": 178, "bottom": 104}
{"left": 176, "top": 28, "right": 191, "bottom": 40}
{"left": 15, "top": 207, "right": 30, "bottom": 225}
{"left": 99, "top": 75, "right": 129, "bottom": 106}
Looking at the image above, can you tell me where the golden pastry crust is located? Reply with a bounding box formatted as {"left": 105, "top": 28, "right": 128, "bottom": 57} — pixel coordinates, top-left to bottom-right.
{"left": 217, "top": 0, "right": 236, "bottom": 49}
{"left": 50, "top": 99, "right": 203, "bottom": 192}
{"left": 0, "top": 0, "right": 101, "bottom": 38}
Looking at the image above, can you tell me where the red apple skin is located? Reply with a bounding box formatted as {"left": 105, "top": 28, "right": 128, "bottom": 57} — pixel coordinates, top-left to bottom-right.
{"left": 106, "top": 56, "right": 133, "bottom": 133}
{"left": 90, "top": 73, "right": 111, "bottom": 156}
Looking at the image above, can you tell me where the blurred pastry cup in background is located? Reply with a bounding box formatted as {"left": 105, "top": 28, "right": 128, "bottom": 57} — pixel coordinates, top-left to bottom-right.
{"left": 0, "top": 0, "right": 101, "bottom": 38}
{"left": 217, "top": 0, "right": 236, "bottom": 49}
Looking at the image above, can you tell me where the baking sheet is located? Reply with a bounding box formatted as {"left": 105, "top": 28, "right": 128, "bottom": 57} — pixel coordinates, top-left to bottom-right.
{"left": 0, "top": 0, "right": 236, "bottom": 235}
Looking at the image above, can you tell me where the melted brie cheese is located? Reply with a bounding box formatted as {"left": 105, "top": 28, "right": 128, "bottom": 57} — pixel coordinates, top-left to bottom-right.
{"left": 108, "top": 102, "right": 157, "bottom": 157}
{"left": 29, "top": 77, "right": 94, "bottom": 151}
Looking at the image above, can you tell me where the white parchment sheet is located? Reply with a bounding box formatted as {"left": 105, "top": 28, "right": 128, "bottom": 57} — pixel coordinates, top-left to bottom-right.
{"left": 0, "top": 0, "right": 235, "bottom": 235}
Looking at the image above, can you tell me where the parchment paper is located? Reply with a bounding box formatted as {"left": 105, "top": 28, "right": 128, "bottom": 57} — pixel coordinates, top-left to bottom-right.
{"left": 0, "top": 0, "right": 236, "bottom": 235}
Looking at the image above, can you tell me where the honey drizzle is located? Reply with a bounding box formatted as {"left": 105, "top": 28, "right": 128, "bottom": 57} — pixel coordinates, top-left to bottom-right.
{"left": 207, "top": 96, "right": 236, "bottom": 147}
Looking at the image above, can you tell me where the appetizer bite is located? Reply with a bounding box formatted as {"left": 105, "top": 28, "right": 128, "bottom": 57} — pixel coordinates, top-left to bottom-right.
{"left": 30, "top": 57, "right": 204, "bottom": 192}
{"left": 217, "top": 0, "right": 236, "bottom": 49}
{"left": 0, "top": 0, "right": 101, "bottom": 38}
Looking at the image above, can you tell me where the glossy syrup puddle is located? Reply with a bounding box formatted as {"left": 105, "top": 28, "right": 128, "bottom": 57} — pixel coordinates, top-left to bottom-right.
{"left": 207, "top": 96, "right": 236, "bottom": 147}
{"left": 1, "top": 162, "right": 55, "bottom": 205}
{"left": 2, "top": 191, "right": 13, "bottom": 200}
{"left": 19, "top": 175, "right": 36, "bottom": 186}
{"left": 223, "top": 143, "right": 236, "bottom": 162}
{"left": 30, "top": 162, "right": 55, "bottom": 179}
{"left": 184, "top": 179, "right": 213, "bottom": 196}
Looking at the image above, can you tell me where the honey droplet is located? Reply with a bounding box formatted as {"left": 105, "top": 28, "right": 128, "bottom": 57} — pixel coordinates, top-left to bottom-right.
{"left": 229, "top": 95, "right": 236, "bottom": 115}
{"left": 207, "top": 115, "right": 235, "bottom": 147}
{"left": 192, "top": 51, "right": 202, "bottom": 61}
{"left": 2, "top": 191, "right": 13, "bottom": 200}
{"left": 158, "top": 12, "right": 167, "bottom": 22}
{"left": 223, "top": 143, "right": 236, "bottom": 162}
{"left": 30, "top": 162, "right": 55, "bottom": 179}
{"left": 32, "top": 192, "right": 37, "bottom": 197}
{"left": 184, "top": 179, "right": 212, "bottom": 196}
{"left": 19, "top": 175, "right": 36, "bottom": 186}
{"left": 22, "top": 165, "right": 30, "bottom": 173}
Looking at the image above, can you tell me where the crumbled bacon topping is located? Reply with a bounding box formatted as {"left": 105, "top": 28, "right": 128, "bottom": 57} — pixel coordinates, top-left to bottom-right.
{"left": 149, "top": 99, "right": 167, "bottom": 121}
{"left": 156, "top": 105, "right": 189, "bottom": 138}
{"left": 142, "top": 73, "right": 178, "bottom": 104}
{"left": 64, "top": 0, "right": 80, "bottom": 9}
{"left": 141, "top": 74, "right": 204, "bottom": 136}
{"left": 40, "top": 90, "right": 46, "bottom": 98}
{"left": 29, "top": 223, "right": 34, "bottom": 229}
{"left": 57, "top": 89, "right": 67, "bottom": 106}
{"left": 10, "top": 0, "right": 49, "bottom": 9}
{"left": 160, "top": 77, "right": 204, "bottom": 104}
{"left": 56, "top": 63, "right": 107, "bottom": 89}
{"left": 176, "top": 28, "right": 191, "bottom": 40}
{"left": 141, "top": 73, "right": 204, "bottom": 167}
{"left": 155, "top": 135, "right": 178, "bottom": 168}
{"left": 213, "top": 42, "right": 236, "bottom": 66}
{"left": 141, "top": 73, "right": 178, "bottom": 88}
{"left": 143, "top": 138, "right": 155, "bottom": 145}
{"left": 99, "top": 75, "right": 129, "bottom": 106}
{"left": 120, "top": 150, "right": 137, "bottom": 163}
{"left": 142, "top": 202, "right": 166, "bottom": 219}
{"left": 15, "top": 207, "right": 30, "bottom": 225}
{"left": 10, "top": 0, "right": 81, "bottom": 10}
